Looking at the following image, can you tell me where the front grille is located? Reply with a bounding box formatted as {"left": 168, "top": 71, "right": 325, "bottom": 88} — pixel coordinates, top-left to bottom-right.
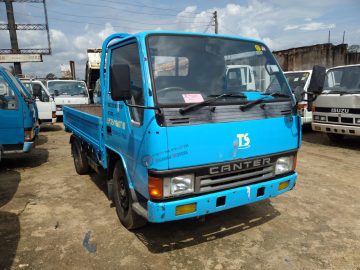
{"left": 195, "top": 164, "right": 275, "bottom": 193}
{"left": 328, "top": 116, "right": 339, "bottom": 122}
{"left": 341, "top": 117, "right": 353, "bottom": 124}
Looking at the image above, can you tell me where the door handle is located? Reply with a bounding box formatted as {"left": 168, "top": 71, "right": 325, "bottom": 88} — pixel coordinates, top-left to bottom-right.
{"left": 106, "top": 125, "right": 112, "bottom": 134}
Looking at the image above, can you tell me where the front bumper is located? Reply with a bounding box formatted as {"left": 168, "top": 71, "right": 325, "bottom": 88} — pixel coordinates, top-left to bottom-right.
{"left": 146, "top": 172, "right": 297, "bottom": 223}
{"left": 312, "top": 122, "right": 360, "bottom": 136}
{"left": 2, "top": 141, "right": 35, "bottom": 155}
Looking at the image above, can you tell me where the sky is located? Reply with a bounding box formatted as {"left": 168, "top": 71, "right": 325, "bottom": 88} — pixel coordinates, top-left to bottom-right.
{"left": 0, "top": 0, "right": 359, "bottom": 79}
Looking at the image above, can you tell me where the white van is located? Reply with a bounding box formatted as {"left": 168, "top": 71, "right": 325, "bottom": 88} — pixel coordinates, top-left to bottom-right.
{"left": 284, "top": 70, "right": 313, "bottom": 125}
{"left": 46, "top": 80, "right": 90, "bottom": 117}
{"left": 22, "top": 80, "right": 57, "bottom": 125}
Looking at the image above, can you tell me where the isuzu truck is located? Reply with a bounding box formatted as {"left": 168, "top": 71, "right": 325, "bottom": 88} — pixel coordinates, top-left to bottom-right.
{"left": 312, "top": 64, "right": 360, "bottom": 141}
{"left": 63, "top": 32, "right": 325, "bottom": 229}
{"left": 0, "top": 66, "right": 39, "bottom": 160}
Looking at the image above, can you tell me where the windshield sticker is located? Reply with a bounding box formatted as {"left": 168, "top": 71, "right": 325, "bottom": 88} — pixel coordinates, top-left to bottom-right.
{"left": 182, "top": 93, "right": 204, "bottom": 103}
{"left": 294, "top": 78, "right": 299, "bottom": 82}
{"left": 254, "top": 44, "right": 263, "bottom": 55}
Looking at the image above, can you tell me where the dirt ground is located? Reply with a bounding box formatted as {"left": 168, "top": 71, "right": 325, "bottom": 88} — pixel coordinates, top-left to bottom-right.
{"left": 0, "top": 123, "right": 359, "bottom": 270}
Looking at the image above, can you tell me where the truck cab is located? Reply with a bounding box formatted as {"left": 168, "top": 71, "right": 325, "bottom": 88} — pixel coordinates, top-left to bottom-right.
{"left": 64, "top": 32, "right": 325, "bottom": 229}
{"left": 0, "top": 66, "right": 39, "bottom": 159}
{"left": 225, "top": 65, "right": 256, "bottom": 91}
{"left": 46, "top": 79, "right": 90, "bottom": 118}
{"left": 312, "top": 64, "right": 360, "bottom": 141}
{"left": 284, "top": 70, "right": 313, "bottom": 125}
{"left": 21, "top": 79, "right": 57, "bottom": 125}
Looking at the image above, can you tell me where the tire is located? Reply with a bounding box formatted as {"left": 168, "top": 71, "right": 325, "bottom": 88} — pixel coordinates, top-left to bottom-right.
{"left": 113, "top": 161, "right": 147, "bottom": 230}
{"left": 327, "top": 133, "right": 344, "bottom": 142}
{"left": 71, "top": 138, "right": 89, "bottom": 175}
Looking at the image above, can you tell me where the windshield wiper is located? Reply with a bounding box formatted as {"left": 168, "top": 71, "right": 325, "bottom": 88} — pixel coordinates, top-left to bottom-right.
{"left": 240, "top": 92, "right": 291, "bottom": 111}
{"left": 179, "top": 93, "right": 246, "bottom": 115}
{"left": 261, "top": 92, "right": 291, "bottom": 98}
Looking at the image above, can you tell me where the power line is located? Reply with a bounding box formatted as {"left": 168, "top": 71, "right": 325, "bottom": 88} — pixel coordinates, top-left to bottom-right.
{"left": 98, "top": 0, "right": 213, "bottom": 15}
{"left": 21, "top": 5, "right": 211, "bottom": 27}
{"left": 15, "top": 10, "right": 210, "bottom": 32}
{"left": 221, "top": 25, "right": 239, "bottom": 36}
{"left": 60, "top": 0, "right": 206, "bottom": 19}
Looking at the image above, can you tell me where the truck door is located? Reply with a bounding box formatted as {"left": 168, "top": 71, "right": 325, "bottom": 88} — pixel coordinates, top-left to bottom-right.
{"left": 32, "top": 82, "right": 52, "bottom": 122}
{"left": 0, "top": 71, "right": 23, "bottom": 145}
{"left": 106, "top": 41, "right": 148, "bottom": 193}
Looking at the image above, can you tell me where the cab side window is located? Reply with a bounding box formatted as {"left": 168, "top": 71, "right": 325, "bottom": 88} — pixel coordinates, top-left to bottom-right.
{"left": 0, "top": 75, "right": 18, "bottom": 110}
{"left": 111, "top": 42, "right": 144, "bottom": 124}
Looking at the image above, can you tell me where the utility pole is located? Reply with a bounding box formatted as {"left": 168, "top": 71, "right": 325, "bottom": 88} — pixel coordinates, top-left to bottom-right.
{"left": 342, "top": 31, "right": 346, "bottom": 44}
{"left": 5, "top": 0, "right": 21, "bottom": 75}
{"left": 328, "top": 30, "right": 330, "bottom": 43}
{"left": 213, "top": 11, "right": 218, "bottom": 34}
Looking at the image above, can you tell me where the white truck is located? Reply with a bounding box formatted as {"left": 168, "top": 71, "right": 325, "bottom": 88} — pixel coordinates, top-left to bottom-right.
{"left": 312, "top": 64, "right": 360, "bottom": 141}
{"left": 226, "top": 65, "right": 256, "bottom": 91}
{"left": 21, "top": 79, "right": 57, "bottom": 125}
{"left": 85, "top": 48, "right": 101, "bottom": 103}
{"left": 284, "top": 70, "right": 313, "bottom": 125}
{"left": 46, "top": 80, "right": 90, "bottom": 118}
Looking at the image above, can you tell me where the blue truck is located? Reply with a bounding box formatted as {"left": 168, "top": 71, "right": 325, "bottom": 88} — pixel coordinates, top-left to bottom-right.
{"left": 0, "top": 66, "right": 39, "bottom": 161}
{"left": 63, "top": 31, "right": 325, "bottom": 229}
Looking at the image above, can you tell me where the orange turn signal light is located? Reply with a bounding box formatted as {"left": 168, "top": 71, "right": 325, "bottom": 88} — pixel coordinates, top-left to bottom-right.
{"left": 297, "top": 103, "right": 307, "bottom": 110}
{"left": 292, "top": 154, "right": 297, "bottom": 171}
{"left": 148, "top": 176, "right": 163, "bottom": 200}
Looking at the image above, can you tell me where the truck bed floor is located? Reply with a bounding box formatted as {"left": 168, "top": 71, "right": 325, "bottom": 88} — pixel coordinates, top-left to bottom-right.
{"left": 69, "top": 104, "right": 102, "bottom": 117}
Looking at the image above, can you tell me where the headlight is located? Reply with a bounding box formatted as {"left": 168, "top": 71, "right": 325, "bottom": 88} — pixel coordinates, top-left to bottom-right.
{"left": 320, "top": 116, "right": 326, "bottom": 121}
{"left": 313, "top": 115, "right": 319, "bottom": 120}
{"left": 275, "top": 156, "right": 294, "bottom": 175}
{"left": 164, "top": 174, "right": 194, "bottom": 197}
{"left": 356, "top": 118, "right": 360, "bottom": 124}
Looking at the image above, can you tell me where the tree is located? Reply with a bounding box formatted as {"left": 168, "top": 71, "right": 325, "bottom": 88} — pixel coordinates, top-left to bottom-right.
{"left": 46, "top": 73, "right": 56, "bottom": 80}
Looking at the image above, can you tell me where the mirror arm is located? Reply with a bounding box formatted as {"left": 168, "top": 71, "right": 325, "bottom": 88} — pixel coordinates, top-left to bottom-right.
{"left": 123, "top": 100, "right": 162, "bottom": 114}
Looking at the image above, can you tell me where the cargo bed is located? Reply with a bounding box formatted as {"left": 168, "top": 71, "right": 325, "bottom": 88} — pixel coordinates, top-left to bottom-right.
{"left": 63, "top": 105, "right": 102, "bottom": 150}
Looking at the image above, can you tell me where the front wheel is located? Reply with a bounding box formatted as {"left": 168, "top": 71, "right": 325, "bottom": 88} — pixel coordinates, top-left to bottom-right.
{"left": 113, "top": 161, "right": 147, "bottom": 230}
{"left": 327, "top": 133, "right": 344, "bottom": 142}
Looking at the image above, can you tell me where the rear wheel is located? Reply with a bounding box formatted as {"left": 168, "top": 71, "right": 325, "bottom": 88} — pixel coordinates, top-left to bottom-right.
{"left": 113, "top": 161, "right": 147, "bottom": 230}
{"left": 327, "top": 133, "right": 345, "bottom": 142}
{"left": 71, "top": 138, "right": 89, "bottom": 175}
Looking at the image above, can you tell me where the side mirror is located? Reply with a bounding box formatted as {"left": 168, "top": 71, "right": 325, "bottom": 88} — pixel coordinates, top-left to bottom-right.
{"left": 308, "top": 65, "right": 326, "bottom": 95}
{"left": 110, "top": 64, "right": 131, "bottom": 101}
{"left": 294, "top": 86, "right": 305, "bottom": 103}
{"left": 32, "top": 84, "right": 42, "bottom": 98}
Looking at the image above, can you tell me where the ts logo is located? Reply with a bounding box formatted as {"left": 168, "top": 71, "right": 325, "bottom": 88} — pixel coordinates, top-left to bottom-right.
{"left": 236, "top": 133, "right": 251, "bottom": 149}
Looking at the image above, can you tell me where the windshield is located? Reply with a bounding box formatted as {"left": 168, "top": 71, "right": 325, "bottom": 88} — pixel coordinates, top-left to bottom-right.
{"left": 324, "top": 66, "right": 360, "bottom": 93}
{"left": 147, "top": 35, "right": 291, "bottom": 105}
{"left": 47, "top": 81, "right": 88, "bottom": 97}
{"left": 4, "top": 70, "right": 32, "bottom": 99}
{"left": 285, "top": 72, "right": 310, "bottom": 91}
